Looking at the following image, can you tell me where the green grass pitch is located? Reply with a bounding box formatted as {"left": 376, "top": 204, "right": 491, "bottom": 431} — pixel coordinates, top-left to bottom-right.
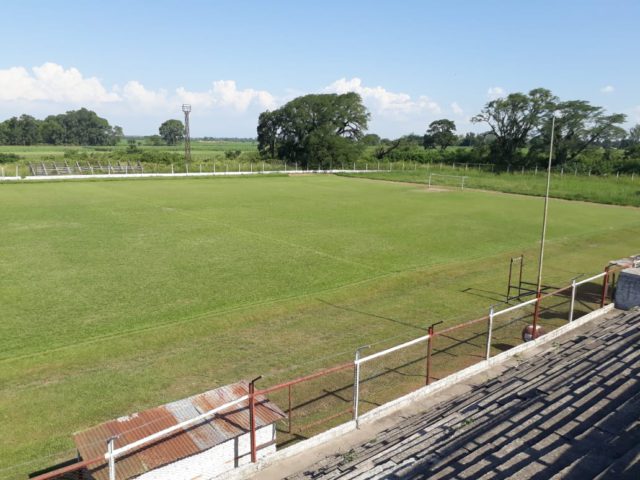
{"left": 1, "top": 174, "right": 639, "bottom": 478}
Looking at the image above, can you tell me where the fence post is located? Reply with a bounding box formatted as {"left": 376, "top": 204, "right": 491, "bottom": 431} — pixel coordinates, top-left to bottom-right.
{"left": 601, "top": 267, "right": 610, "bottom": 308}
{"left": 107, "top": 437, "right": 116, "bottom": 480}
{"left": 569, "top": 279, "right": 577, "bottom": 322}
{"left": 532, "top": 290, "right": 542, "bottom": 340}
{"left": 485, "top": 306, "right": 494, "bottom": 360}
{"left": 425, "top": 323, "right": 442, "bottom": 385}
{"left": 352, "top": 346, "right": 369, "bottom": 428}
{"left": 288, "top": 385, "right": 293, "bottom": 434}
{"left": 249, "top": 375, "right": 262, "bottom": 463}
{"left": 461, "top": 176, "right": 465, "bottom": 190}
{"left": 428, "top": 173, "right": 432, "bottom": 189}
{"left": 171, "top": 164, "right": 174, "bottom": 174}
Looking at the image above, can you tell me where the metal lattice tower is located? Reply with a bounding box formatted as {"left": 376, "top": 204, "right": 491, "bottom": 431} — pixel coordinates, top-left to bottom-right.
{"left": 182, "top": 104, "right": 192, "bottom": 163}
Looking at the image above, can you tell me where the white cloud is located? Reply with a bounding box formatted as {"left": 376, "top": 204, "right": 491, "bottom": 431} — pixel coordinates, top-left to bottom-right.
{"left": 487, "top": 86, "right": 506, "bottom": 100}
{"left": 176, "top": 80, "right": 276, "bottom": 112}
{"left": 634, "top": 106, "right": 640, "bottom": 122}
{"left": 0, "top": 62, "right": 120, "bottom": 103}
{"left": 324, "top": 77, "right": 441, "bottom": 116}
{"left": 600, "top": 85, "right": 615, "bottom": 94}
{"left": 120, "top": 81, "right": 169, "bottom": 109}
{"left": 451, "top": 101, "right": 464, "bottom": 116}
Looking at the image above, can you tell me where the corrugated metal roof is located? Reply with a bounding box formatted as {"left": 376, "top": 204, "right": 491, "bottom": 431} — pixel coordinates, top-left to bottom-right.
{"left": 73, "top": 381, "right": 285, "bottom": 480}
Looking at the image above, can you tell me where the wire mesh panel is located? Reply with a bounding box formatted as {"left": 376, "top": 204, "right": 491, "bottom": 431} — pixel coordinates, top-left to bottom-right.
{"left": 264, "top": 365, "right": 354, "bottom": 449}
{"left": 490, "top": 302, "right": 536, "bottom": 354}
{"left": 574, "top": 277, "right": 605, "bottom": 317}
{"left": 357, "top": 340, "right": 429, "bottom": 416}
{"left": 537, "top": 288, "right": 573, "bottom": 333}
{"left": 430, "top": 320, "right": 488, "bottom": 381}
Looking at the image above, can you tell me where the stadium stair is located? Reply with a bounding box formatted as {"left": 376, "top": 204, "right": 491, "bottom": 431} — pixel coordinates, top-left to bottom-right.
{"left": 286, "top": 309, "right": 640, "bottom": 479}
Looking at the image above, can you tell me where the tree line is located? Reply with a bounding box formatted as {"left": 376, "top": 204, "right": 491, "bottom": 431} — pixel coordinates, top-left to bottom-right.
{"left": 0, "top": 109, "right": 123, "bottom": 146}
{"left": 257, "top": 88, "right": 640, "bottom": 173}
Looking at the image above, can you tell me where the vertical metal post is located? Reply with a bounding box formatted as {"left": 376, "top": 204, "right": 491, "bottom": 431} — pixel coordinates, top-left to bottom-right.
{"left": 353, "top": 350, "right": 361, "bottom": 426}
{"left": 485, "top": 306, "right": 494, "bottom": 360}
{"left": 532, "top": 290, "right": 542, "bottom": 339}
{"left": 569, "top": 279, "right": 577, "bottom": 322}
{"left": 249, "top": 375, "right": 262, "bottom": 463}
{"left": 601, "top": 267, "right": 610, "bottom": 308}
{"left": 107, "top": 437, "right": 116, "bottom": 480}
{"left": 426, "top": 326, "right": 434, "bottom": 385}
{"left": 288, "top": 385, "right": 293, "bottom": 434}
{"left": 461, "top": 176, "right": 465, "bottom": 190}
{"left": 518, "top": 254, "right": 524, "bottom": 297}
{"left": 533, "top": 114, "right": 556, "bottom": 339}
{"left": 428, "top": 173, "right": 432, "bottom": 189}
{"left": 507, "top": 257, "right": 514, "bottom": 299}
{"left": 352, "top": 346, "right": 369, "bottom": 428}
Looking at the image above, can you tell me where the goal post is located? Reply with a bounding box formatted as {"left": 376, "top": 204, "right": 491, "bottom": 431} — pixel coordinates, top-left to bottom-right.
{"left": 427, "top": 173, "right": 468, "bottom": 190}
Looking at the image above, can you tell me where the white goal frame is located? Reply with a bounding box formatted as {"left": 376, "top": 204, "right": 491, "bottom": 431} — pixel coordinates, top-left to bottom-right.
{"left": 427, "top": 173, "right": 468, "bottom": 190}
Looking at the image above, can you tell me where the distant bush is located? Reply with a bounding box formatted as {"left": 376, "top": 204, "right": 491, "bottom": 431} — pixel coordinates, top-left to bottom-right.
{"left": 0, "top": 153, "right": 21, "bottom": 163}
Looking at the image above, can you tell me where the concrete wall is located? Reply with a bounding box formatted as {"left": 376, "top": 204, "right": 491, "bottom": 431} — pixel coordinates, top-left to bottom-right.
{"left": 614, "top": 267, "right": 640, "bottom": 310}
{"left": 135, "top": 424, "right": 275, "bottom": 480}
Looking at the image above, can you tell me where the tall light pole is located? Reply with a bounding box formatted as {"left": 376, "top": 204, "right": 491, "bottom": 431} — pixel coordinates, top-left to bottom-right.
{"left": 531, "top": 114, "right": 556, "bottom": 339}
{"left": 182, "top": 104, "right": 192, "bottom": 163}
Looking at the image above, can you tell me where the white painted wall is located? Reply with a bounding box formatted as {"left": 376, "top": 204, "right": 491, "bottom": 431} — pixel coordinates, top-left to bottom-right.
{"left": 135, "top": 424, "right": 275, "bottom": 480}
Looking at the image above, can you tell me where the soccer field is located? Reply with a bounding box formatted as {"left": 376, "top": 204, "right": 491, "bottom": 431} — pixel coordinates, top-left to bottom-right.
{"left": 1, "top": 174, "right": 639, "bottom": 477}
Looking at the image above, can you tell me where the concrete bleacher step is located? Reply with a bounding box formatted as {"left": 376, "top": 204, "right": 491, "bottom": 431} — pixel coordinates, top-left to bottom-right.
{"left": 286, "top": 310, "right": 640, "bottom": 479}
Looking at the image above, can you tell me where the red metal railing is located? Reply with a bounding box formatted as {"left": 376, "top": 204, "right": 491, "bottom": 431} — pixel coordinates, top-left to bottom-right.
{"left": 29, "top": 263, "right": 621, "bottom": 479}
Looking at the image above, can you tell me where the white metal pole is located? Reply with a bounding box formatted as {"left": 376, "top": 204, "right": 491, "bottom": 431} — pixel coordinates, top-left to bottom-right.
{"left": 461, "top": 177, "right": 465, "bottom": 190}
{"left": 485, "top": 306, "right": 494, "bottom": 360}
{"left": 569, "top": 279, "right": 577, "bottom": 322}
{"left": 536, "top": 115, "right": 555, "bottom": 295}
{"left": 108, "top": 437, "right": 116, "bottom": 480}
{"left": 353, "top": 351, "right": 361, "bottom": 426}
{"left": 428, "top": 173, "right": 432, "bottom": 189}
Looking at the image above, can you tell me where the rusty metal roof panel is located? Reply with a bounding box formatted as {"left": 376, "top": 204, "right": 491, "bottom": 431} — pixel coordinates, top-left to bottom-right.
{"left": 73, "top": 381, "right": 285, "bottom": 480}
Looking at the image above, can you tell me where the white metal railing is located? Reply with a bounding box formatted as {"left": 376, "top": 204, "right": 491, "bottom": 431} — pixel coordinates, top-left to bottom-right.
{"left": 351, "top": 268, "right": 611, "bottom": 425}
{"left": 105, "top": 394, "right": 250, "bottom": 479}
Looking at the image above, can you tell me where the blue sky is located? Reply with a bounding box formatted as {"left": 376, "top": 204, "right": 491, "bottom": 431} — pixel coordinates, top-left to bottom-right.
{"left": 1, "top": 0, "right": 638, "bottom": 137}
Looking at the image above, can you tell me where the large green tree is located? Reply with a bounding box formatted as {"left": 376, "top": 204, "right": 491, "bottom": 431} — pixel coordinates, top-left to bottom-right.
{"left": 423, "top": 119, "right": 457, "bottom": 150}
{"left": 628, "top": 124, "right": 640, "bottom": 145}
{"left": 257, "top": 93, "right": 370, "bottom": 168}
{"left": 530, "top": 101, "right": 626, "bottom": 165}
{"left": 159, "top": 119, "right": 184, "bottom": 146}
{"left": 472, "top": 88, "right": 557, "bottom": 166}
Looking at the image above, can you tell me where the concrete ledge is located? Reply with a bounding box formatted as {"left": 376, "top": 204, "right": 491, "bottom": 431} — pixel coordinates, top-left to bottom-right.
{"left": 215, "top": 304, "right": 614, "bottom": 480}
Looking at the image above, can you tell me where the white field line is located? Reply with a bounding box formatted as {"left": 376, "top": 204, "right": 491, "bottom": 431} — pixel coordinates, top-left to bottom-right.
{"left": 15, "top": 169, "right": 385, "bottom": 182}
